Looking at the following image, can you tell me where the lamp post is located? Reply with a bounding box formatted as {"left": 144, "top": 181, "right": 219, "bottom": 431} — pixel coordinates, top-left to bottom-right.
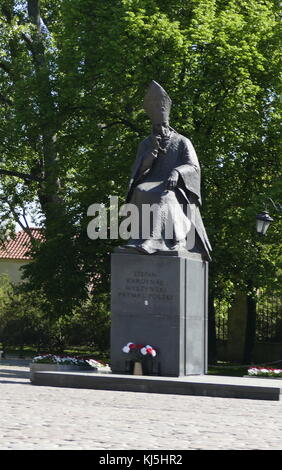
{"left": 256, "top": 211, "right": 274, "bottom": 236}
{"left": 256, "top": 198, "right": 281, "bottom": 236}
{"left": 244, "top": 199, "right": 281, "bottom": 364}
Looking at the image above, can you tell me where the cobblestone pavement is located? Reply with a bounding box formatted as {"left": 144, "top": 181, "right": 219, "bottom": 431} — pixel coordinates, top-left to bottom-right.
{"left": 0, "top": 359, "right": 281, "bottom": 450}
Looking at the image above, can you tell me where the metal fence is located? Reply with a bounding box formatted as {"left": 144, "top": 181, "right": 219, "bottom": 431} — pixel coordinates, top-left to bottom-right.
{"left": 214, "top": 299, "right": 229, "bottom": 341}
{"left": 256, "top": 294, "right": 282, "bottom": 342}
{"left": 214, "top": 293, "right": 282, "bottom": 343}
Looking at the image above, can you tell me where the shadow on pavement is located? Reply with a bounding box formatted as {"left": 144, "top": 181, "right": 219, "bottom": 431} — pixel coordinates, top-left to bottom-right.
{"left": 0, "top": 369, "right": 30, "bottom": 379}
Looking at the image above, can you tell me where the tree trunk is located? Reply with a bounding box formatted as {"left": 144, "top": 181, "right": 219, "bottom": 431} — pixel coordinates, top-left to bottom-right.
{"left": 243, "top": 281, "right": 257, "bottom": 364}
{"left": 208, "top": 293, "right": 217, "bottom": 364}
{"left": 27, "top": 0, "right": 65, "bottom": 234}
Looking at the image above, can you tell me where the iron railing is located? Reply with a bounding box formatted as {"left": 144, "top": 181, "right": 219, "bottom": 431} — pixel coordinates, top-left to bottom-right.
{"left": 256, "top": 294, "right": 282, "bottom": 342}
{"left": 214, "top": 293, "right": 282, "bottom": 343}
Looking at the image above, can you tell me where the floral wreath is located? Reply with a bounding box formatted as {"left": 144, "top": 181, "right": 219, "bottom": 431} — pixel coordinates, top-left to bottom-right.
{"left": 122, "top": 342, "right": 157, "bottom": 358}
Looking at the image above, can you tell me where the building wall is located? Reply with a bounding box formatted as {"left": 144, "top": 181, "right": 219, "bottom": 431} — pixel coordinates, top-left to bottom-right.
{"left": 0, "top": 260, "right": 28, "bottom": 283}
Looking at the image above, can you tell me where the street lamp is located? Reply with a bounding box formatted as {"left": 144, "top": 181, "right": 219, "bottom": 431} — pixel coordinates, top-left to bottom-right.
{"left": 256, "top": 198, "right": 281, "bottom": 236}
{"left": 256, "top": 211, "right": 274, "bottom": 236}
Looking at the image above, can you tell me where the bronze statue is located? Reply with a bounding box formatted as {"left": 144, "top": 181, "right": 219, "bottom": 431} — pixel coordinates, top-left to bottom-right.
{"left": 123, "top": 80, "right": 211, "bottom": 261}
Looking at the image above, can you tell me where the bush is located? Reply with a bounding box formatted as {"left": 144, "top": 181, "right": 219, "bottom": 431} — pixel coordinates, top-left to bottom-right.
{"left": 0, "top": 279, "right": 50, "bottom": 351}
{"left": 59, "top": 294, "right": 111, "bottom": 352}
{"left": 0, "top": 275, "right": 110, "bottom": 354}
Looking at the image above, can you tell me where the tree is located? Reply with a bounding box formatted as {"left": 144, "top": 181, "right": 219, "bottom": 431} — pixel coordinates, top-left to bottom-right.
{"left": 0, "top": 1, "right": 280, "bottom": 352}
{"left": 58, "top": 0, "right": 281, "bottom": 284}
{"left": 0, "top": 0, "right": 90, "bottom": 317}
{"left": 61, "top": 0, "right": 281, "bottom": 359}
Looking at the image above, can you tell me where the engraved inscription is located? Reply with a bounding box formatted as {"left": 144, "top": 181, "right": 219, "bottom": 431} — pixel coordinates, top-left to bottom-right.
{"left": 117, "top": 270, "right": 174, "bottom": 302}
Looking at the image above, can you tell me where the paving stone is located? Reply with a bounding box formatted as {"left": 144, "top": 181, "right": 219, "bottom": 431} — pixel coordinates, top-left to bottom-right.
{"left": 0, "top": 359, "right": 281, "bottom": 450}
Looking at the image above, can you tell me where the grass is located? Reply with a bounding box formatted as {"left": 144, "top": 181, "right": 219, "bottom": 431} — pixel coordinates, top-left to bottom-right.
{"left": 208, "top": 363, "right": 248, "bottom": 377}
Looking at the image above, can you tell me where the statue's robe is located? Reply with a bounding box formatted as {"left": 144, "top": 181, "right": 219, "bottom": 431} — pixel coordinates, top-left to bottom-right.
{"left": 125, "top": 130, "right": 212, "bottom": 260}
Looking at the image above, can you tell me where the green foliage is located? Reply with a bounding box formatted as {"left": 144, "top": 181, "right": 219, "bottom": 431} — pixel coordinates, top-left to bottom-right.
{"left": 60, "top": 0, "right": 281, "bottom": 297}
{"left": 0, "top": 278, "right": 50, "bottom": 350}
{"left": 61, "top": 294, "right": 111, "bottom": 352}
{"left": 0, "top": 274, "right": 13, "bottom": 309}
{"left": 0, "top": 1, "right": 280, "bottom": 329}
{"left": 0, "top": 275, "right": 110, "bottom": 353}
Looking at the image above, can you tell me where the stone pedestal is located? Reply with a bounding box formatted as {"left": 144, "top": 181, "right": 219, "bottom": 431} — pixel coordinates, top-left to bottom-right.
{"left": 110, "top": 252, "right": 208, "bottom": 376}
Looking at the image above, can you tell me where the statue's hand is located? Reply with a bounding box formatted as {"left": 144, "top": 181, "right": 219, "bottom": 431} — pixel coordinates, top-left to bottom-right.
{"left": 166, "top": 170, "right": 179, "bottom": 190}
{"left": 152, "top": 135, "right": 162, "bottom": 150}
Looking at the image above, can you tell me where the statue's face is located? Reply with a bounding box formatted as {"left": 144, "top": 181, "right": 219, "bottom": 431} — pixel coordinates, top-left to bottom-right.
{"left": 152, "top": 121, "right": 170, "bottom": 137}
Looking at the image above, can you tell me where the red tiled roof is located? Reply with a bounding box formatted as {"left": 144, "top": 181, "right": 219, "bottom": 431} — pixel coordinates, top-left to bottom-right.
{"left": 0, "top": 228, "right": 43, "bottom": 260}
